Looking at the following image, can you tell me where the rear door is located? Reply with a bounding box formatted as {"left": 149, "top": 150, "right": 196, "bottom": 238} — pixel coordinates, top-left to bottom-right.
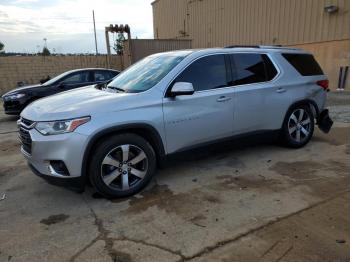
{"left": 163, "top": 54, "right": 235, "bottom": 153}
{"left": 230, "top": 53, "right": 279, "bottom": 134}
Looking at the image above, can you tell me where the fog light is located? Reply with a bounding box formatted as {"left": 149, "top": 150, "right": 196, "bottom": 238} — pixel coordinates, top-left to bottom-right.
{"left": 49, "top": 160, "right": 70, "bottom": 176}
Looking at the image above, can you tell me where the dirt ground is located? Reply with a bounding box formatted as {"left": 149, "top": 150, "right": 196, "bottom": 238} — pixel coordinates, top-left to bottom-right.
{"left": 0, "top": 92, "right": 350, "bottom": 262}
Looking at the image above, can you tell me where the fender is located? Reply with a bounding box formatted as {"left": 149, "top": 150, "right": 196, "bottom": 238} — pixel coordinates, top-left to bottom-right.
{"left": 288, "top": 99, "right": 320, "bottom": 116}
{"left": 81, "top": 123, "right": 166, "bottom": 181}
{"left": 281, "top": 99, "right": 320, "bottom": 129}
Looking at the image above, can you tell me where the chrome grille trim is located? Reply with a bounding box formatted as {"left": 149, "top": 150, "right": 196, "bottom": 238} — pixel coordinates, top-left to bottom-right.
{"left": 18, "top": 118, "right": 35, "bottom": 155}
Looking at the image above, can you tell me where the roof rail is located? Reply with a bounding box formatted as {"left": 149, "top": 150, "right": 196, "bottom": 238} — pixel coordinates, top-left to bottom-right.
{"left": 259, "top": 45, "right": 302, "bottom": 50}
{"left": 224, "top": 45, "right": 303, "bottom": 51}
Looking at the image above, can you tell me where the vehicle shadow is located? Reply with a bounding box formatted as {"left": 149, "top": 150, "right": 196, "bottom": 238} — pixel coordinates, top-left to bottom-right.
{"left": 91, "top": 131, "right": 280, "bottom": 200}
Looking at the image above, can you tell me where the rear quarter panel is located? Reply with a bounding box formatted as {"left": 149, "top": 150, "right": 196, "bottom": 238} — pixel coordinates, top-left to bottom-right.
{"left": 264, "top": 52, "right": 327, "bottom": 130}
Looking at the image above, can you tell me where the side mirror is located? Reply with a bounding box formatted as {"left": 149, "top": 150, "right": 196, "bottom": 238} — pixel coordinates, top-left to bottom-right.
{"left": 169, "top": 82, "right": 194, "bottom": 97}
{"left": 95, "top": 82, "right": 107, "bottom": 90}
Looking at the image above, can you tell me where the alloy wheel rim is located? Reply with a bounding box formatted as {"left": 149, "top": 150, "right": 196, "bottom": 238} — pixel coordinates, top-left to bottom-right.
{"left": 288, "top": 109, "right": 311, "bottom": 143}
{"left": 100, "top": 144, "right": 148, "bottom": 191}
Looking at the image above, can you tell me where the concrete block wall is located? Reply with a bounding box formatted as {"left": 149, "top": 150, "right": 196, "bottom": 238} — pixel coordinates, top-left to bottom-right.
{"left": 0, "top": 55, "right": 123, "bottom": 95}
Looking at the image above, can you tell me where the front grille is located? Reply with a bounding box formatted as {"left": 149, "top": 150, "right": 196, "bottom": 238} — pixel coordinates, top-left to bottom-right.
{"left": 18, "top": 118, "right": 35, "bottom": 154}
{"left": 21, "top": 118, "right": 34, "bottom": 127}
{"left": 4, "top": 100, "right": 20, "bottom": 106}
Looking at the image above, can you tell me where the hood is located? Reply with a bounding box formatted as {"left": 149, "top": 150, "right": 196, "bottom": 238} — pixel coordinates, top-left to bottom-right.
{"left": 21, "top": 86, "right": 148, "bottom": 121}
{"left": 2, "top": 84, "right": 43, "bottom": 97}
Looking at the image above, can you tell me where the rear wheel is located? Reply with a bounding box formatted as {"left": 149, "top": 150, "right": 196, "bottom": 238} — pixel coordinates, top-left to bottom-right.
{"left": 89, "top": 133, "right": 156, "bottom": 198}
{"left": 281, "top": 105, "right": 314, "bottom": 148}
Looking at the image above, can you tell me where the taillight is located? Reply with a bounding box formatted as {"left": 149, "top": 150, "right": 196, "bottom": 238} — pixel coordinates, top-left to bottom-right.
{"left": 317, "top": 80, "right": 329, "bottom": 91}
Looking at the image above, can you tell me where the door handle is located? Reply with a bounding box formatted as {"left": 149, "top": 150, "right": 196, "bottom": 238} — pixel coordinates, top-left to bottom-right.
{"left": 276, "top": 88, "right": 286, "bottom": 93}
{"left": 217, "top": 96, "right": 231, "bottom": 102}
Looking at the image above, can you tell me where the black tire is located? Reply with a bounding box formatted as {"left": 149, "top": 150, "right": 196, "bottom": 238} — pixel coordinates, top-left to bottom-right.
{"left": 89, "top": 133, "right": 156, "bottom": 198}
{"left": 281, "top": 104, "right": 314, "bottom": 148}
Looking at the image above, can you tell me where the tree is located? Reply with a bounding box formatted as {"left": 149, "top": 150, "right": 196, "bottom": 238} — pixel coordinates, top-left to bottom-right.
{"left": 0, "top": 42, "right": 4, "bottom": 53}
{"left": 41, "top": 47, "right": 51, "bottom": 56}
{"left": 113, "top": 32, "right": 125, "bottom": 55}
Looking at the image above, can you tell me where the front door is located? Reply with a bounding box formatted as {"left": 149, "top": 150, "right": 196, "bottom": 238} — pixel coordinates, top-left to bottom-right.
{"left": 163, "top": 54, "right": 235, "bottom": 153}
{"left": 60, "top": 71, "right": 93, "bottom": 91}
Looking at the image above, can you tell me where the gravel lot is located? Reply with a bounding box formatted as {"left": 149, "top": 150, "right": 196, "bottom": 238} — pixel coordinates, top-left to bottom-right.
{"left": 0, "top": 92, "right": 350, "bottom": 261}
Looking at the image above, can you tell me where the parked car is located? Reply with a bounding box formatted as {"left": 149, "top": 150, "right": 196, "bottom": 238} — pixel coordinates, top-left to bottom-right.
{"left": 19, "top": 46, "right": 332, "bottom": 198}
{"left": 2, "top": 68, "right": 119, "bottom": 115}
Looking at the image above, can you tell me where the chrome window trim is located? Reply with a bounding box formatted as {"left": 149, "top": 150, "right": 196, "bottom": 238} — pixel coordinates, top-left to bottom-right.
{"left": 164, "top": 51, "right": 282, "bottom": 97}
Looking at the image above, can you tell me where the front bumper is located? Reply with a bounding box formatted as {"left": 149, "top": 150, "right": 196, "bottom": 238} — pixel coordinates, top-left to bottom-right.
{"left": 29, "top": 163, "right": 85, "bottom": 192}
{"left": 2, "top": 97, "right": 27, "bottom": 115}
{"left": 21, "top": 128, "right": 89, "bottom": 191}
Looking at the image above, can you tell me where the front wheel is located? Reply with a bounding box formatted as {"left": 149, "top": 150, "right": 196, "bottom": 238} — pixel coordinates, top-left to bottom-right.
{"left": 89, "top": 133, "right": 156, "bottom": 198}
{"left": 281, "top": 105, "right": 314, "bottom": 148}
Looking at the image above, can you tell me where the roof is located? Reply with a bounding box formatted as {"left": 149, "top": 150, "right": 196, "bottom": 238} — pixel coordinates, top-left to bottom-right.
{"left": 145, "top": 46, "right": 310, "bottom": 60}
{"left": 176, "top": 46, "right": 309, "bottom": 56}
{"left": 66, "top": 68, "right": 119, "bottom": 73}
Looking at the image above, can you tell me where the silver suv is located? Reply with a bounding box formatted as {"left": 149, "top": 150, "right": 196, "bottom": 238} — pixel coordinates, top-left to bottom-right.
{"left": 19, "top": 46, "right": 333, "bottom": 197}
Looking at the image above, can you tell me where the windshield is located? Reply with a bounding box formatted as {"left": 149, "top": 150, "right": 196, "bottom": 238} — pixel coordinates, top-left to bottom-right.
{"left": 42, "top": 71, "right": 72, "bottom": 86}
{"left": 107, "top": 53, "right": 187, "bottom": 93}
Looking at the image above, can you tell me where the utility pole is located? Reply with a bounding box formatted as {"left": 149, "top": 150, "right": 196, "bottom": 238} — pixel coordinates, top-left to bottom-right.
{"left": 105, "top": 27, "right": 111, "bottom": 68}
{"left": 92, "top": 10, "right": 98, "bottom": 55}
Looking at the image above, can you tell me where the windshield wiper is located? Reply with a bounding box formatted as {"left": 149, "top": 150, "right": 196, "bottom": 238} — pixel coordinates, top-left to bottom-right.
{"left": 107, "top": 86, "right": 125, "bottom": 92}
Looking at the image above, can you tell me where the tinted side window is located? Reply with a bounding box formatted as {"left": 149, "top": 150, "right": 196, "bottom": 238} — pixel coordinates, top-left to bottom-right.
{"left": 263, "top": 54, "right": 278, "bottom": 81}
{"left": 110, "top": 71, "right": 119, "bottom": 77}
{"left": 230, "top": 53, "right": 266, "bottom": 85}
{"left": 175, "top": 55, "right": 227, "bottom": 91}
{"left": 282, "top": 53, "right": 323, "bottom": 76}
{"left": 94, "top": 71, "right": 113, "bottom": 81}
{"left": 61, "top": 72, "right": 90, "bottom": 84}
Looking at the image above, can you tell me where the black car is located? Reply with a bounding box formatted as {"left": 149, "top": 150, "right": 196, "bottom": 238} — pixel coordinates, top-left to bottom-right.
{"left": 1, "top": 68, "right": 119, "bottom": 115}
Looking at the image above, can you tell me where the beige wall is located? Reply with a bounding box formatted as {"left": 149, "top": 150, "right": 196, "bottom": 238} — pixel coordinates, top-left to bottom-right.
{"left": 153, "top": 0, "right": 350, "bottom": 47}
{"left": 125, "top": 39, "right": 192, "bottom": 65}
{"left": 153, "top": 0, "right": 350, "bottom": 90}
{"left": 0, "top": 55, "right": 122, "bottom": 95}
{"left": 291, "top": 39, "right": 350, "bottom": 90}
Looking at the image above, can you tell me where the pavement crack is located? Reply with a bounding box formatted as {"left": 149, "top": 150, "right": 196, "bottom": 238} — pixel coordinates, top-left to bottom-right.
{"left": 69, "top": 236, "right": 99, "bottom": 262}
{"left": 260, "top": 240, "right": 280, "bottom": 258}
{"left": 114, "top": 236, "right": 185, "bottom": 260}
{"left": 276, "top": 245, "right": 293, "bottom": 262}
{"left": 76, "top": 196, "right": 184, "bottom": 261}
{"left": 0, "top": 131, "right": 18, "bottom": 135}
{"left": 70, "top": 196, "right": 121, "bottom": 262}
{"left": 185, "top": 188, "right": 350, "bottom": 261}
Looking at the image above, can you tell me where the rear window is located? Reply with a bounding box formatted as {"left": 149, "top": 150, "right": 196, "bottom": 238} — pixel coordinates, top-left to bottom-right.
{"left": 282, "top": 53, "right": 323, "bottom": 76}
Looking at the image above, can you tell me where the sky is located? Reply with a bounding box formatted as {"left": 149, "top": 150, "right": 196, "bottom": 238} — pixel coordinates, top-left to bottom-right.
{"left": 0, "top": 0, "right": 154, "bottom": 54}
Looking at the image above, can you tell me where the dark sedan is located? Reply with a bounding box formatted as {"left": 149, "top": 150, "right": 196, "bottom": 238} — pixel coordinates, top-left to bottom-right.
{"left": 1, "top": 68, "right": 119, "bottom": 115}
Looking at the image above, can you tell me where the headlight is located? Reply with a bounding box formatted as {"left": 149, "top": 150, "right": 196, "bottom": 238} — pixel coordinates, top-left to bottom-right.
{"left": 35, "top": 116, "right": 90, "bottom": 135}
{"left": 6, "top": 93, "right": 26, "bottom": 100}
